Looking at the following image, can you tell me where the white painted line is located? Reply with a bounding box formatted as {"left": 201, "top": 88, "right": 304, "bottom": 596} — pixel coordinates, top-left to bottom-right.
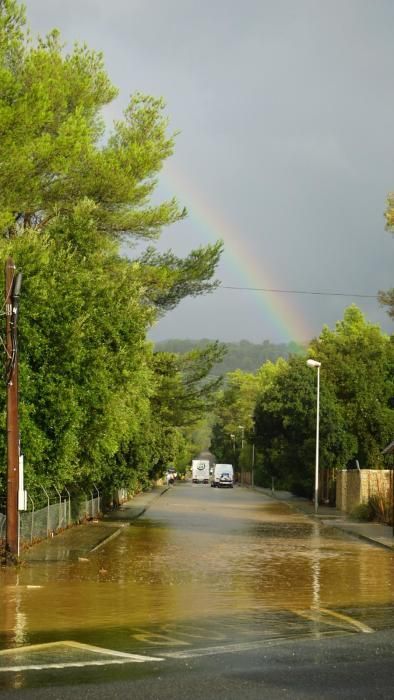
{"left": 63, "top": 640, "right": 161, "bottom": 661}
{"left": 318, "top": 607, "right": 374, "bottom": 634}
{"left": 161, "top": 632, "right": 349, "bottom": 659}
{"left": 0, "top": 640, "right": 163, "bottom": 671}
{"left": 0, "top": 659, "right": 146, "bottom": 673}
{"left": 294, "top": 607, "right": 374, "bottom": 634}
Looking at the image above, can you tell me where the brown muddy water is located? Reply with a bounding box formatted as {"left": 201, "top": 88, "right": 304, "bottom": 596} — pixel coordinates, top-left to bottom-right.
{"left": 1, "top": 484, "right": 393, "bottom": 658}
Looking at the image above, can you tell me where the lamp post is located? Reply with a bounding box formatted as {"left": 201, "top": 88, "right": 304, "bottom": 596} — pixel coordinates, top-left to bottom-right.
{"left": 230, "top": 433, "right": 235, "bottom": 451}
{"left": 238, "top": 425, "right": 245, "bottom": 485}
{"left": 306, "top": 359, "right": 321, "bottom": 514}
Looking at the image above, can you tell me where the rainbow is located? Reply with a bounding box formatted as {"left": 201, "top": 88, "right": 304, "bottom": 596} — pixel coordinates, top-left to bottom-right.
{"left": 161, "top": 161, "right": 313, "bottom": 343}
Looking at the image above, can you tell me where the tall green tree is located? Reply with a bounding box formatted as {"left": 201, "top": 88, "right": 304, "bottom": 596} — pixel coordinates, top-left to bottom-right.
{"left": 309, "top": 306, "right": 394, "bottom": 466}
{"left": 210, "top": 363, "right": 278, "bottom": 466}
{"left": 0, "top": 1, "right": 223, "bottom": 497}
{"left": 151, "top": 342, "right": 226, "bottom": 429}
{"left": 0, "top": 1, "right": 182, "bottom": 237}
{"left": 254, "top": 355, "right": 352, "bottom": 495}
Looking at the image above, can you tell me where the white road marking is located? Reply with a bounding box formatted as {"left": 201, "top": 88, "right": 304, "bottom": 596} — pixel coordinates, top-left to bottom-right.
{"left": 0, "top": 659, "right": 140, "bottom": 672}
{"left": 294, "top": 607, "right": 374, "bottom": 634}
{"left": 161, "top": 631, "right": 351, "bottom": 659}
{"left": 0, "top": 640, "right": 163, "bottom": 672}
{"left": 318, "top": 607, "right": 374, "bottom": 634}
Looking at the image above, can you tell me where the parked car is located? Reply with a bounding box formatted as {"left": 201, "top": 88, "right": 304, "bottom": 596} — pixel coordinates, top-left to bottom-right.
{"left": 166, "top": 467, "right": 177, "bottom": 485}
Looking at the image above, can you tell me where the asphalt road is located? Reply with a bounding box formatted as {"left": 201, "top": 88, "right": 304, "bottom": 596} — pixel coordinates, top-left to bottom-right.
{"left": 1, "top": 482, "right": 393, "bottom": 698}
{"left": 0, "top": 629, "right": 393, "bottom": 699}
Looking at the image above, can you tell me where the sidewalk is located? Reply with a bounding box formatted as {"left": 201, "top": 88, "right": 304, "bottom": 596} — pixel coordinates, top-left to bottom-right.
{"left": 22, "top": 486, "right": 169, "bottom": 562}
{"left": 256, "top": 487, "right": 394, "bottom": 551}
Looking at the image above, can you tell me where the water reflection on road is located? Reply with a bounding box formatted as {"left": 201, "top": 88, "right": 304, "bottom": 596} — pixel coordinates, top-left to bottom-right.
{"left": 1, "top": 483, "right": 393, "bottom": 654}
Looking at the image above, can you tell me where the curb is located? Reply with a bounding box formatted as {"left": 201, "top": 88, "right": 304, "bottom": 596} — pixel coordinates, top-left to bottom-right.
{"left": 252, "top": 486, "right": 394, "bottom": 552}
{"left": 326, "top": 522, "right": 394, "bottom": 552}
{"left": 88, "top": 487, "right": 171, "bottom": 553}
{"left": 89, "top": 526, "right": 124, "bottom": 553}
{"left": 103, "top": 485, "right": 171, "bottom": 522}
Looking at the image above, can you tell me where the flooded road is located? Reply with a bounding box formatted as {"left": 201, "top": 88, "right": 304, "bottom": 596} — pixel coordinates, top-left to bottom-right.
{"left": 1, "top": 483, "right": 394, "bottom": 682}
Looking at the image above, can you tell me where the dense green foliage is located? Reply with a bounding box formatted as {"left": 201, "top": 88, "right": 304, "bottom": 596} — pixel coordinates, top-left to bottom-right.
{"left": 0, "top": 1, "right": 223, "bottom": 498}
{"left": 211, "top": 307, "right": 394, "bottom": 499}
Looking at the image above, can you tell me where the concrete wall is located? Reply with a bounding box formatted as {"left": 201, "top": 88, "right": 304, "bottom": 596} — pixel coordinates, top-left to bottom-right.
{"left": 336, "top": 469, "right": 392, "bottom": 513}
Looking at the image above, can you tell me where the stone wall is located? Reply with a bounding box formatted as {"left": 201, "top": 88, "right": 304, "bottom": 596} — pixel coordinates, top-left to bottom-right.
{"left": 336, "top": 469, "right": 393, "bottom": 513}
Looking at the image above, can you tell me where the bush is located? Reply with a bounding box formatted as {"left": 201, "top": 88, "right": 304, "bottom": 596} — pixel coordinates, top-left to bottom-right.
{"left": 350, "top": 502, "right": 374, "bottom": 522}
{"left": 368, "top": 494, "right": 393, "bottom": 526}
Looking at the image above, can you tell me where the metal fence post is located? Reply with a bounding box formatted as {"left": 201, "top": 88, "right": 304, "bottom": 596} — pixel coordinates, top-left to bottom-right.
{"left": 93, "top": 483, "right": 100, "bottom": 515}
{"left": 64, "top": 487, "right": 71, "bottom": 526}
{"left": 90, "top": 490, "right": 94, "bottom": 518}
{"left": 28, "top": 493, "right": 35, "bottom": 544}
{"left": 54, "top": 486, "right": 62, "bottom": 531}
{"left": 41, "top": 485, "right": 50, "bottom": 537}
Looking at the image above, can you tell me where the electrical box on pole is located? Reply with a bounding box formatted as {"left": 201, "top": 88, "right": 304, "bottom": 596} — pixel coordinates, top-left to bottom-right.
{"left": 18, "top": 454, "right": 27, "bottom": 512}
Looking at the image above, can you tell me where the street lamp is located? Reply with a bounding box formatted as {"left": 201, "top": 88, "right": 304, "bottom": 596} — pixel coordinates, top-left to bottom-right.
{"left": 238, "top": 425, "right": 245, "bottom": 486}
{"left": 238, "top": 425, "right": 245, "bottom": 449}
{"left": 306, "top": 359, "right": 321, "bottom": 514}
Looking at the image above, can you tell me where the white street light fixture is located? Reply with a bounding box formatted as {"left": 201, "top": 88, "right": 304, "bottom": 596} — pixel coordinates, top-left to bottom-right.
{"left": 306, "top": 359, "right": 321, "bottom": 513}
{"left": 306, "top": 359, "right": 321, "bottom": 369}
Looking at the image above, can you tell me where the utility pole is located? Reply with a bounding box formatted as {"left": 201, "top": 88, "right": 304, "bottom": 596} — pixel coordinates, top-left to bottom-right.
{"left": 5, "top": 257, "right": 22, "bottom": 561}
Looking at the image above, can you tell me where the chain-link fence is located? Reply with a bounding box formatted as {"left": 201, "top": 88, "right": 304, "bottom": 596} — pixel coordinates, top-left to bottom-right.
{"left": 0, "top": 489, "right": 101, "bottom": 548}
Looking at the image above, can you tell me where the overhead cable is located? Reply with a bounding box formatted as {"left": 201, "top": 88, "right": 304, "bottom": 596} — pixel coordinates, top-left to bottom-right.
{"left": 220, "top": 285, "right": 378, "bottom": 299}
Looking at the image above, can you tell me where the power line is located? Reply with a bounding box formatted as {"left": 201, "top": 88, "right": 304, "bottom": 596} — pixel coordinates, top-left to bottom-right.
{"left": 220, "top": 285, "right": 378, "bottom": 299}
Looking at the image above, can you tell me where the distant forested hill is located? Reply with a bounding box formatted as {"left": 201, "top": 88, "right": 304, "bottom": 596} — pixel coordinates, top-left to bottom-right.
{"left": 154, "top": 339, "right": 305, "bottom": 374}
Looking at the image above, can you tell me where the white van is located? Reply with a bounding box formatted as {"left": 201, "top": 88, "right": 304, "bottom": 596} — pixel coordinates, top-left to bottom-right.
{"left": 192, "top": 460, "right": 210, "bottom": 484}
{"left": 211, "top": 464, "right": 234, "bottom": 488}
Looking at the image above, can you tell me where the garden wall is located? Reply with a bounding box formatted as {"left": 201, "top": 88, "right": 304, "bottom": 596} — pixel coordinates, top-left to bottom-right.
{"left": 336, "top": 469, "right": 392, "bottom": 513}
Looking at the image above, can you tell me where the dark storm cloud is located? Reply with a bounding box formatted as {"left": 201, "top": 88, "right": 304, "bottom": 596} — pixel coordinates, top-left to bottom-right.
{"left": 23, "top": 0, "right": 394, "bottom": 341}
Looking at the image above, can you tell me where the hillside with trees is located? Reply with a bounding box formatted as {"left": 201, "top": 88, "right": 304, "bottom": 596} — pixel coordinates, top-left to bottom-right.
{"left": 155, "top": 338, "right": 304, "bottom": 375}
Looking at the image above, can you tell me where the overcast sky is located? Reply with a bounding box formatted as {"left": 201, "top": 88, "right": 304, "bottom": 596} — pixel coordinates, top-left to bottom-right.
{"left": 24, "top": 0, "right": 393, "bottom": 343}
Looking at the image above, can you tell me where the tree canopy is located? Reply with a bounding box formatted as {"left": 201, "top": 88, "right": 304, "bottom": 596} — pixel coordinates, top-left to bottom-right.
{"left": 0, "top": 0, "right": 223, "bottom": 498}
{"left": 211, "top": 306, "right": 394, "bottom": 498}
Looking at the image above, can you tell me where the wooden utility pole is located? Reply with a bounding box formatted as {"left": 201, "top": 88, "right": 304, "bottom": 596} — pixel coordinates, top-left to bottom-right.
{"left": 5, "top": 257, "right": 20, "bottom": 559}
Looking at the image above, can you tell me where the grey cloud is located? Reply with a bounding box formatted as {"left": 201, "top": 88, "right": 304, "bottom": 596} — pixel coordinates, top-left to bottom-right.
{"left": 23, "top": 0, "right": 394, "bottom": 341}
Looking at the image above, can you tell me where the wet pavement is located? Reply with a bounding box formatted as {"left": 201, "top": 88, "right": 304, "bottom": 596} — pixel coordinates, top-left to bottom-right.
{"left": 1, "top": 482, "right": 393, "bottom": 692}
{"left": 20, "top": 483, "right": 394, "bottom": 565}
{"left": 22, "top": 486, "right": 170, "bottom": 562}
{"left": 256, "top": 487, "right": 394, "bottom": 550}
